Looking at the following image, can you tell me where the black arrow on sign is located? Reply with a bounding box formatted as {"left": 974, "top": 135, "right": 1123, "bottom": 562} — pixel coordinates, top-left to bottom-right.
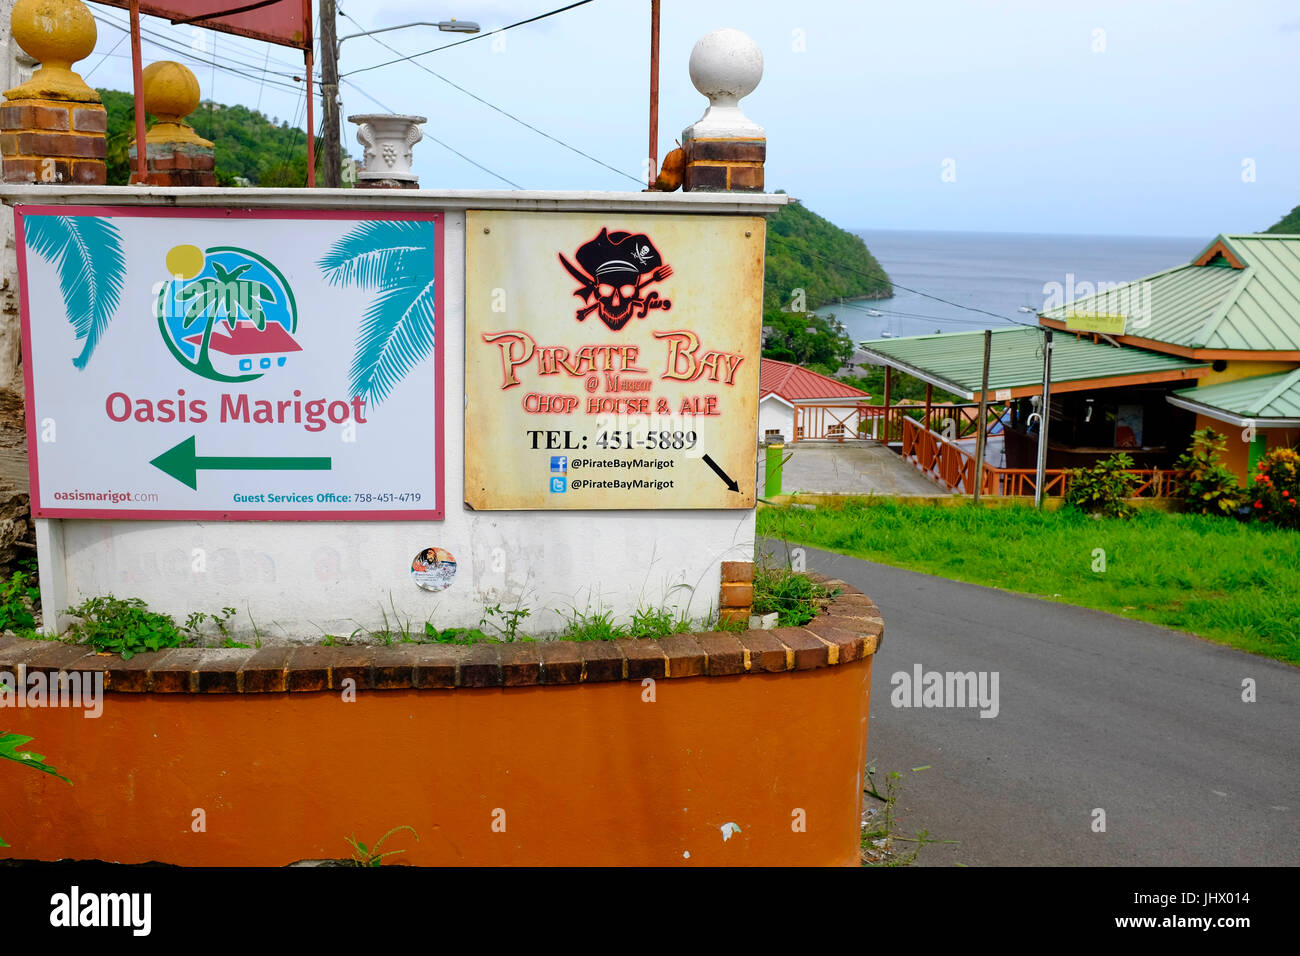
{"left": 702, "top": 454, "right": 740, "bottom": 493}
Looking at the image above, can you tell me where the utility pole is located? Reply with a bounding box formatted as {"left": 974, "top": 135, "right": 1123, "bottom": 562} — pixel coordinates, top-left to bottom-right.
{"left": 648, "top": 0, "right": 660, "bottom": 185}
{"left": 973, "top": 329, "right": 991, "bottom": 503}
{"left": 320, "top": 0, "right": 342, "bottom": 188}
{"left": 1033, "top": 328, "right": 1054, "bottom": 508}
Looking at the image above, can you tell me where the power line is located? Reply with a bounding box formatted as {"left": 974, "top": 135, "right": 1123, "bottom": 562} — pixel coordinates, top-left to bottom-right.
{"left": 338, "top": 9, "right": 640, "bottom": 186}
{"left": 91, "top": 12, "right": 311, "bottom": 94}
{"left": 341, "top": 0, "right": 597, "bottom": 78}
{"left": 84, "top": 31, "right": 128, "bottom": 80}
{"left": 341, "top": 78, "right": 522, "bottom": 189}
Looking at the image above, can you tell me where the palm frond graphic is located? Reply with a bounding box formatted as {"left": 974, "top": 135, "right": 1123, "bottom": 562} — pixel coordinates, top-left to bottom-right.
{"left": 318, "top": 220, "right": 437, "bottom": 406}
{"left": 23, "top": 215, "right": 126, "bottom": 369}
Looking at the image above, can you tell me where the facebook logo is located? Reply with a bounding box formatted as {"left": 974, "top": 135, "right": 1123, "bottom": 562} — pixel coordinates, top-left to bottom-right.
{"left": 550, "top": 476, "right": 567, "bottom": 493}
{"left": 551, "top": 455, "right": 568, "bottom": 473}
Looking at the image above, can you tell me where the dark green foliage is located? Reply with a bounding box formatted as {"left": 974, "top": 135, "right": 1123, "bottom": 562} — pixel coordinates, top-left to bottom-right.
{"left": 761, "top": 196, "right": 891, "bottom": 375}
{"left": 0, "top": 562, "right": 41, "bottom": 637}
{"left": 1174, "top": 428, "right": 1244, "bottom": 515}
{"left": 1065, "top": 453, "right": 1140, "bottom": 518}
{"left": 1265, "top": 204, "right": 1300, "bottom": 234}
{"left": 98, "top": 87, "right": 320, "bottom": 186}
{"left": 763, "top": 196, "right": 891, "bottom": 313}
{"left": 63, "top": 594, "right": 193, "bottom": 659}
{"left": 762, "top": 310, "right": 854, "bottom": 374}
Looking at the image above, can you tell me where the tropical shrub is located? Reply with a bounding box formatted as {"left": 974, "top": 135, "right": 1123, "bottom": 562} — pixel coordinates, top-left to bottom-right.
{"left": 1249, "top": 447, "right": 1300, "bottom": 530}
{"left": 1065, "top": 453, "right": 1140, "bottom": 518}
{"left": 1174, "top": 429, "right": 1244, "bottom": 516}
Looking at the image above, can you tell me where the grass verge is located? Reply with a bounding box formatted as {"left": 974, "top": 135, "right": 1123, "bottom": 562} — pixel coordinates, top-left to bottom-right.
{"left": 758, "top": 498, "right": 1300, "bottom": 665}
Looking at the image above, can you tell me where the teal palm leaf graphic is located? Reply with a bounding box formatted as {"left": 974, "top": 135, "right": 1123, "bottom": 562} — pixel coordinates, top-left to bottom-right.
{"left": 23, "top": 215, "right": 126, "bottom": 368}
{"left": 318, "top": 220, "right": 437, "bottom": 406}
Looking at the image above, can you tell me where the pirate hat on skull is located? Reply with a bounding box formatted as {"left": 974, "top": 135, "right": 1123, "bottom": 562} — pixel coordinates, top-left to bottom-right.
{"left": 575, "top": 229, "right": 662, "bottom": 282}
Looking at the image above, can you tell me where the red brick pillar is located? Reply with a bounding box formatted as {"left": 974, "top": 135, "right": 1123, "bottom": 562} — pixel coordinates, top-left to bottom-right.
{"left": 719, "top": 560, "right": 754, "bottom": 626}
{"left": 1, "top": 0, "right": 106, "bottom": 185}
{"left": 127, "top": 61, "right": 216, "bottom": 187}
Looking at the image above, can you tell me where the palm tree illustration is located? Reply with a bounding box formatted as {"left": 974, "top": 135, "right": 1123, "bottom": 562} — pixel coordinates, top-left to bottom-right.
{"left": 318, "top": 220, "right": 437, "bottom": 406}
{"left": 176, "top": 260, "right": 275, "bottom": 377}
{"left": 22, "top": 215, "right": 125, "bottom": 368}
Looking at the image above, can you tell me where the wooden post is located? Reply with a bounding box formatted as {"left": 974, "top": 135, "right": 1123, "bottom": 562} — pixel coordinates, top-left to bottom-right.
{"left": 882, "top": 366, "right": 892, "bottom": 443}
{"left": 924, "top": 382, "right": 932, "bottom": 435}
{"left": 648, "top": 0, "right": 660, "bottom": 185}
{"left": 129, "top": 0, "right": 147, "bottom": 185}
{"left": 973, "top": 329, "right": 991, "bottom": 503}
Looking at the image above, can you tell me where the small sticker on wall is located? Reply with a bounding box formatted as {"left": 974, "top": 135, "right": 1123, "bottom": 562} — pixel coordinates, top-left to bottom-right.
{"left": 412, "top": 547, "right": 457, "bottom": 592}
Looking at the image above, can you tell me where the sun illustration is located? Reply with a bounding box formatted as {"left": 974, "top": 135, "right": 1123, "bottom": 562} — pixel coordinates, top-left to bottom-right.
{"left": 165, "top": 244, "right": 205, "bottom": 280}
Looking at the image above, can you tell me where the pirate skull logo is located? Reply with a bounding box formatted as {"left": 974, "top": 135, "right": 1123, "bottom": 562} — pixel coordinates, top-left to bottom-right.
{"left": 559, "top": 228, "right": 673, "bottom": 331}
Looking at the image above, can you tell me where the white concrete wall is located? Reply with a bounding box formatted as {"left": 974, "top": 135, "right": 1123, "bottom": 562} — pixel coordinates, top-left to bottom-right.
{"left": 758, "top": 396, "right": 793, "bottom": 444}
{"left": 20, "top": 192, "right": 780, "bottom": 642}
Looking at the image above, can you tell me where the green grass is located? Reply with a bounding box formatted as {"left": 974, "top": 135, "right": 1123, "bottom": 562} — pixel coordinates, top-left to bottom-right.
{"left": 758, "top": 499, "right": 1300, "bottom": 665}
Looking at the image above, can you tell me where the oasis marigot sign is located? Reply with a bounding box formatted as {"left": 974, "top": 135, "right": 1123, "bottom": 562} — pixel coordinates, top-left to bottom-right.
{"left": 16, "top": 207, "right": 444, "bottom": 520}
{"left": 465, "top": 210, "right": 764, "bottom": 510}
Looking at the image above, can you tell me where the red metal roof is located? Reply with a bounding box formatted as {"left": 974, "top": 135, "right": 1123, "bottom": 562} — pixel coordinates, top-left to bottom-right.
{"left": 185, "top": 322, "right": 302, "bottom": 356}
{"left": 760, "top": 358, "right": 870, "bottom": 402}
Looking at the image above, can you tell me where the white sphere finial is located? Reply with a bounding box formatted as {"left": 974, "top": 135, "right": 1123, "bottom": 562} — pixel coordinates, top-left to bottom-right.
{"left": 689, "top": 28, "right": 763, "bottom": 108}
{"left": 684, "top": 28, "right": 764, "bottom": 140}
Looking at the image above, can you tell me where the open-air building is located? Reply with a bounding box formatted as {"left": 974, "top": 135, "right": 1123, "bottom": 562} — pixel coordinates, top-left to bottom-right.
{"left": 839, "top": 233, "right": 1300, "bottom": 495}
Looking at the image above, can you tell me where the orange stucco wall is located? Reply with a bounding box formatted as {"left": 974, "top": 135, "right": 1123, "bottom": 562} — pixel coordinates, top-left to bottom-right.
{"left": 2, "top": 659, "right": 872, "bottom": 866}
{"left": 1198, "top": 413, "right": 1251, "bottom": 481}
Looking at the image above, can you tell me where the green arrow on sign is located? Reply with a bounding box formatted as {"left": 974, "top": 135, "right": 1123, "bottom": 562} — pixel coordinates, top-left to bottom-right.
{"left": 149, "top": 436, "right": 332, "bottom": 490}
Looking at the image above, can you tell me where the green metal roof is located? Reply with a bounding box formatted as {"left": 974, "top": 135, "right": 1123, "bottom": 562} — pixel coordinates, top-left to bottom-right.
{"left": 859, "top": 327, "right": 1209, "bottom": 400}
{"left": 1168, "top": 367, "right": 1300, "bottom": 426}
{"left": 1040, "top": 234, "right": 1300, "bottom": 352}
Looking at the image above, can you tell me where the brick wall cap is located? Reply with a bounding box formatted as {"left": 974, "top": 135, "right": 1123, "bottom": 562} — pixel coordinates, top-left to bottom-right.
{"left": 0, "top": 574, "right": 879, "bottom": 693}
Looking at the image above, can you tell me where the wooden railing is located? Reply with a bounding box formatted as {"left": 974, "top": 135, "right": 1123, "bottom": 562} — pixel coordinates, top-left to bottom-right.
{"left": 793, "top": 403, "right": 1003, "bottom": 444}
{"left": 900, "top": 417, "right": 1183, "bottom": 498}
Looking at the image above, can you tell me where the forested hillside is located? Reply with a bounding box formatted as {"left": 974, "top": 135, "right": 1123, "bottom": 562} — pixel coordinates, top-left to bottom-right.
{"left": 761, "top": 196, "right": 892, "bottom": 374}
{"left": 763, "top": 196, "right": 891, "bottom": 312}
{"left": 98, "top": 88, "right": 318, "bottom": 186}
{"left": 1265, "top": 204, "right": 1300, "bottom": 234}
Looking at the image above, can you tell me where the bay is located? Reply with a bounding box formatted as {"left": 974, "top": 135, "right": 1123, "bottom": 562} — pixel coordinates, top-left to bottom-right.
{"left": 816, "top": 229, "right": 1208, "bottom": 345}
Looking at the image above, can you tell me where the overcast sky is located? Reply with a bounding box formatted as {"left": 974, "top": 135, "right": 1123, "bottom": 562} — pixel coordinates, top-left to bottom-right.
{"left": 81, "top": 0, "right": 1300, "bottom": 238}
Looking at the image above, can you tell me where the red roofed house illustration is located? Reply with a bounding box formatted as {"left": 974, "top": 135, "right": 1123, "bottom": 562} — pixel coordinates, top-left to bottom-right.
{"left": 185, "top": 321, "right": 302, "bottom": 375}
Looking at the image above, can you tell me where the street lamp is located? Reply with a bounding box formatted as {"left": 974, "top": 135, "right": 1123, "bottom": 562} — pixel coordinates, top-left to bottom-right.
{"left": 338, "top": 21, "right": 482, "bottom": 46}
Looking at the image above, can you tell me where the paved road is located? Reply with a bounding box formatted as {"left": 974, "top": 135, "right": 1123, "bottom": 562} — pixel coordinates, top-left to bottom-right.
{"left": 760, "top": 539, "right": 1300, "bottom": 866}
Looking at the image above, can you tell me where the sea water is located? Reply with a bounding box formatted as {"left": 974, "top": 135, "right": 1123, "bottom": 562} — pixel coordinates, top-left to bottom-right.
{"left": 815, "top": 229, "right": 1206, "bottom": 345}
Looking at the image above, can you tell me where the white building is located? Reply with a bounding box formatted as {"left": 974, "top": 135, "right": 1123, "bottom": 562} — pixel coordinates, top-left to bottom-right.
{"left": 758, "top": 358, "right": 870, "bottom": 443}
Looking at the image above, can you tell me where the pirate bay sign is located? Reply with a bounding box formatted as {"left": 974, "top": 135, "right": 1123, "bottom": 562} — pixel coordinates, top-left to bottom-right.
{"left": 465, "top": 210, "right": 765, "bottom": 510}
{"left": 16, "top": 206, "right": 445, "bottom": 520}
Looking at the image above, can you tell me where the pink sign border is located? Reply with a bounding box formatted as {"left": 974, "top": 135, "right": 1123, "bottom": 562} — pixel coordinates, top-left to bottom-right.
{"left": 15, "top": 204, "right": 445, "bottom": 522}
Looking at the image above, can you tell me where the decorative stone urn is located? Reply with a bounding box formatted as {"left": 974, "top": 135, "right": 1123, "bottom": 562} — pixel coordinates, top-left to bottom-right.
{"left": 347, "top": 113, "right": 426, "bottom": 188}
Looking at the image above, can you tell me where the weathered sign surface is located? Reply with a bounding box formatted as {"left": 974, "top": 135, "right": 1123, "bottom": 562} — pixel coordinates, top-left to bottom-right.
{"left": 17, "top": 206, "right": 443, "bottom": 520}
{"left": 464, "top": 210, "right": 764, "bottom": 510}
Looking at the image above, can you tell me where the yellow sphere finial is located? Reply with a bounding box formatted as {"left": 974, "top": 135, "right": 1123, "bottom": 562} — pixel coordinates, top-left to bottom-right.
{"left": 4, "top": 0, "right": 101, "bottom": 103}
{"left": 141, "top": 61, "right": 213, "bottom": 147}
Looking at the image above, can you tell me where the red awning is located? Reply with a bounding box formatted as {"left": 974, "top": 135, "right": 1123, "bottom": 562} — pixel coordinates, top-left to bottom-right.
{"left": 90, "top": 0, "right": 312, "bottom": 51}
